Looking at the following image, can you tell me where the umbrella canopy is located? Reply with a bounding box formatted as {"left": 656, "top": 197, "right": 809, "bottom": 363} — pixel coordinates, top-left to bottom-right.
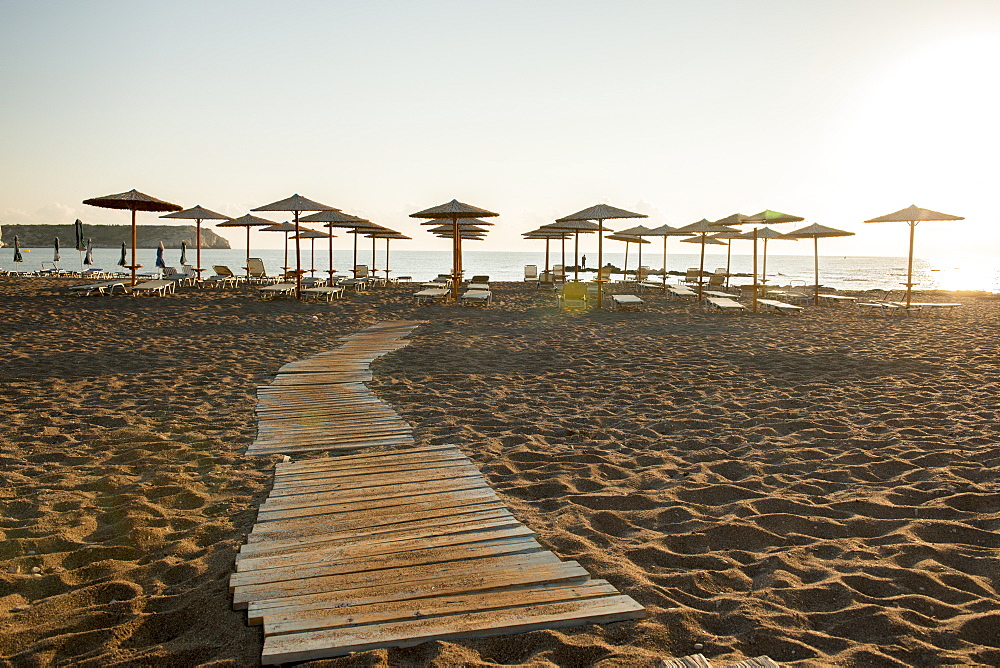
{"left": 252, "top": 194, "right": 337, "bottom": 298}
{"left": 428, "top": 223, "right": 490, "bottom": 233}
{"left": 410, "top": 199, "right": 499, "bottom": 300}
{"left": 155, "top": 241, "right": 166, "bottom": 269}
{"left": 82, "top": 189, "right": 182, "bottom": 287}
{"left": 864, "top": 205, "right": 964, "bottom": 307}
{"left": 179, "top": 240, "right": 188, "bottom": 266}
{"left": 84, "top": 239, "right": 94, "bottom": 266}
{"left": 786, "top": 223, "right": 856, "bottom": 304}
{"left": 13, "top": 235, "right": 23, "bottom": 263}
{"left": 556, "top": 204, "right": 647, "bottom": 307}
{"left": 418, "top": 217, "right": 495, "bottom": 227}
{"left": 301, "top": 210, "right": 375, "bottom": 277}
{"left": 675, "top": 219, "right": 740, "bottom": 300}
{"left": 216, "top": 213, "right": 277, "bottom": 277}
{"left": 161, "top": 205, "right": 232, "bottom": 278}
{"left": 53, "top": 237, "right": 61, "bottom": 263}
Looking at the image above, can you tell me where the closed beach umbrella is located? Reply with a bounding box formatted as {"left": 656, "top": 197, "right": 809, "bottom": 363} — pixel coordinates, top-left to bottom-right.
{"left": 84, "top": 239, "right": 94, "bottom": 266}
{"left": 117, "top": 242, "right": 127, "bottom": 267}
{"left": 785, "top": 223, "right": 856, "bottom": 304}
{"left": 53, "top": 237, "right": 61, "bottom": 263}
{"left": 155, "top": 241, "right": 166, "bottom": 269}
{"left": 82, "top": 189, "right": 182, "bottom": 287}
{"left": 410, "top": 199, "right": 499, "bottom": 301}
{"left": 252, "top": 194, "right": 338, "bottom": 298}
{"left": 864, "top": 204, "right": 964, "bottom": 307}
{"left": 161, "top": 205, "right": 232, "bottom": 279}
{"left": 74, "top": 218, "right": 86, "bottom": 270}
{"left": 301, "top": 209, "right": 372, "bottom": 279}
{"left": 216, "top": 213, "right": 277, "bottom": 278}
{"left": 674, "top": 218, "right": 740, "bottom": 300}
{"left": 556, "top": 204, "right": 647, "bottom": 308}
{"left": 179, "top": 241, "right": 188, "bottom": 266}
{"left": 13, "top": 235, "right": 23, "bottom": 263}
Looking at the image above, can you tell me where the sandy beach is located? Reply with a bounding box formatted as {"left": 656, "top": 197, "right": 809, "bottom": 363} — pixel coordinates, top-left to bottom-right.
{"left": 1, "top": 277, "right": 998, "bottom": 667}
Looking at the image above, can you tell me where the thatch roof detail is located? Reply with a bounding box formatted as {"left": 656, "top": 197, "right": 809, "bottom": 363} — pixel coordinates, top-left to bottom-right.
{"left": 713, "top": 213, "right": 752, "bottom": 226}
{"left": 83, "top": 189, "right": 182, "bottom": 212}
{"left": 645, "top": 223, "right": 684, "bottom": 236}
{"left": 251, "top": 194, "right": 338, "bottom": 213}
{"left": 864, "top": 205, "right": 963, "bottom": 223}
{"left": 556, "top": 203, "right": 647, "bottom": 222}
{"left": 300, "top": 210, "right": 369, "bottom": 226}
{"left": 616, "top": 224, "right": 655, "bottom": 236}
{"left": 543, "top": 220, "right": 602, "bottom": 232}
{"left": 260, "top": 222, "right": 300, "bottom": 232}
{"left": 733, "top": 226, "right": 793, "bottom": 240}
{"left": 216, "top": 213, "right": 276, "bottom": 228}
{"left": 366, "top": 231, "right": 411, "bottom": 239}
{"left": 681, "top": 235, "right": 726, "bottom": 245}
{"left": 744, "top": 210, "right": 805, "bottom": 224}
{"left": 606, "top": 233, "right": 650, "bottom": 244}
{"left": 676, "top": 218, "right": 739, "bottom": 234}
{"left": 428, "top": 224, "right": 489, "bottom": 233}
{"left": 161, "top": 205, "right": 232, "bottom": 221}
{"left": 410, "top": 199, "right": 498, "bottom": 219}
{"left": 291, "top": 229, "right": 332, "bottom": 239}
{"left": 419, "top": 217, "right": 495, "bottom": 226}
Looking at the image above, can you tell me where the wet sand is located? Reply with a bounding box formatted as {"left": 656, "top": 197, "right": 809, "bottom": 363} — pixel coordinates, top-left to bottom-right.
{"left": 1, "top": 277, "right": 998, "bottom": 667}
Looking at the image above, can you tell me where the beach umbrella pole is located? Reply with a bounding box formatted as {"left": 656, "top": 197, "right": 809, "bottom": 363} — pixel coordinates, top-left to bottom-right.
{"left": 813, "top": 237, "right": 820, "bottom": 305}
{"left": 597, "top": 220, "right": 604, "bottom": 308}
{"left": 246, "top": 227, "right": 252, "bottom": 277}
{"left": 906, "top": 221, "right": 916, "bottom": 307}
{"left": 130, "top": 207, "right": 137, "bottom": 287}
{"left": 662, "top": 236, "right": 668, "bottom": 293}
{"left": 195, "top": 219, "right": 202, "bottom": 276}
{"left": 294, "top": 211, "right": 302, "bottom": 298}
{"left": 697, "top": 234, "right": 706, "bottom": 301}
{"left": 328, "top": 234, "right": 334, "bottom": 283}
{"left": 751, "top": 230, "right": 759, "bottom": 312}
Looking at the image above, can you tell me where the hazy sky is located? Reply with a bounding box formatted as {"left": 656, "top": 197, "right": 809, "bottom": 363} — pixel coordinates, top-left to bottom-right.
{"left": 2, "top": 0, "right": 999, "bottom": 256}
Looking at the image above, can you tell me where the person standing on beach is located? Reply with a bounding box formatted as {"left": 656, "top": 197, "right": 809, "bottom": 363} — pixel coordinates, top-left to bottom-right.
{"left": 582, "top": 254, "right": 587, "bottom": 269}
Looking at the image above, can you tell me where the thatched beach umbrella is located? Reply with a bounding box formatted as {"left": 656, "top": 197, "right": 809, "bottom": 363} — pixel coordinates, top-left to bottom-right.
{"left": 617, "top": 224, "right": 655, "bottom": 282}
{"left": 364, "top": 230, "right": 411, "bottom": 281}
{"left": 344, "top": 223, "right": 390, "bottom": 275}
{"left": 675, "top": 218, "right": 740, "bottom": 301}
{"left": 544, "top": 219, "right": 602, "bottom": 281}
{"left": 711, "top": 214, "right": 752, "bottom": 286}
{"left": 606, "top": 233, "right": 650, "bottom": 283}
{"left": 732, "top": 227, "right": 796, "bottom": 290}
{"left": 82, "top": 189, "right": 182, "bottom": 287}
{"left": 727, "top": 210, "right": 805, "bottom": 311}
{"left": 556, "top": 204, "right": 647, "bottom": 308}
{"left": 252, "top": 194, "right": 338, "bottom": 298}
{"left": 161, "top": 205, "right": 232, "bottom": 278}
{"left": 523, "top": 227, "right": 572, "bottom": 276}
{"left": 410, "top": 199, "right": 499, "bottom": 301}
{"left": 215, "top": 213, "right": 277, "bottom": 278}
{"left": 300, "top": 209, "right": 372, "bottom": 279}
{"left": 291, "top": 228, "right": 331, "bottom": 277}
{"left": 864, "top": 205, "right": 964, "bottom": 307}
{"left": 643, "top": 223, "right": 684, "bottom": 292}
{"left": 785, "top": 223, "right": 856, "bottom": 305}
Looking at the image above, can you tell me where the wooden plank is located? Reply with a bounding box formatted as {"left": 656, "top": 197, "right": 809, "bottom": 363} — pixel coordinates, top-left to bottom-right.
{"left": 259, "top": 486, "right": 497, "bottom": 517}
{"left": 264, "top": 475, "right": 491, "bottom": 505}
{"left": 233, "top": 549, "right": 564, "bottom": 607}
{"left": 271, "top": 461, "right": 477, "bottom": 486}
{"left": 236, "top": 515, "right": 525, "bottom": 558}
{"left": 246, "top": 438, "right": 416, "bottom": 456}
{"left": 231, "top": 536, "right": 544, "bottom": 592}
{"left": 260, "top": 595, "right": 644, "bottom": 664}
{"left": 264, "top": 580, "right": 622, "bottom": 635}
{"left": 236, "top": 529, "right": 536, "bottom": 573}
{"left": 273, "top": 446, "right": 460, "bottom": 471}
{"left": 246, "top": 560, "right": 591, "bottom": 622}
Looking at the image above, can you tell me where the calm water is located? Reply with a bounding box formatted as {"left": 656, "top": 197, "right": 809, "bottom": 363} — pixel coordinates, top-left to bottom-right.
{"left": 6, "top": 246, "right": 1000, "bottom": 293}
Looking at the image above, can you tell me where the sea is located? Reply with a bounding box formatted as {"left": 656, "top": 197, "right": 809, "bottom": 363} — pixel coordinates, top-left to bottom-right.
{"left": 6, "top": 247, "right": 1000, "bottom": 294}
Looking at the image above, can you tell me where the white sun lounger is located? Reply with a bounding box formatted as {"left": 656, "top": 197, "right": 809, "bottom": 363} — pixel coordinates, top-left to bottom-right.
{"left": 132, "top": 280, "right": 176, "bottom": 297}
{"left": 610, "top": 294, "right": 643, "bottom": 311}
{"left": 705, "top": 296, "right": 747, "bottom": 313}
{"left": 460, "top": 289, "right": 492, "bottom": 305}
{"left": 414, "top": 288, "right": 450, "bottom": 304}
{"left": 69, "top": 281, "right": 129, "bottom": 296}
{"left": 258, "top": 282, "right": 297, "bottom": 299}
{"left": 756, "top": 298, "right": 803, "bottom": 314}
{"left": 301, "top": 286, "right": 345, "bottom": 302}
{"left": 819, "top": 294, "right": 858, "bottom": 305}
{"left": 667, "top": 285, "right": 697, "bottom": 301}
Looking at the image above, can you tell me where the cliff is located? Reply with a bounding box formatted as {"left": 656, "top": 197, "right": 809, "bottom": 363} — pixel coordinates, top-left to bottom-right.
{"left": 0, "top": 224, "right": 231, "bottom": 249}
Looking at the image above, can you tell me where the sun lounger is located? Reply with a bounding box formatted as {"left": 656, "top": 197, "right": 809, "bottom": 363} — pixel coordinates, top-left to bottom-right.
{"left": 300, "top": 286, "right": 345, "bottom": 302}
{"left": 414, "top": 287, "right": 450, "bottom": 304}
{"left": 467, "top": 282, "right": 489, "bottom": 291}
{"left": 819, "top": 294, "right": 857, "bottom": 305}
{"left": 705, "top": 296, "right": 747, "bottom": 313}
{"left": 258, "top": 282, "right": 297, "bottom": 299}
{"left": 756, "top": 298, "right": 804, "bottom": 314}
{"left": 766, "top": 289, "right": 810, "bottom": 304}
{"left": 703, "top": 290, "right": 738, "bottom": 299}
{"left": 892, "top": 301, "right": 961, "bottom": 312}
{"left": 132, "top": 280, "right": 176, "bottom": 297}
{"left": 557, "top": 281, "right": 589, "bottom": 310}
{"left": 610, "top": 294, "right": 643, "bottom": 311}
{"left": 667, "top": 284, "right": 698, "bottom": 301}
{"left": 69, "top": 280, "right": 129, "bottom": 296}
{"left": 460, "top": 289, "right": 492, "bottom": 306}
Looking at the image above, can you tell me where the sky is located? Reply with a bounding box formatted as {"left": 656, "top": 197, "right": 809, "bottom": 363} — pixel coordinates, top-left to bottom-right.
{"left": 2, "top": 0, "right": 999, "bottom": 258}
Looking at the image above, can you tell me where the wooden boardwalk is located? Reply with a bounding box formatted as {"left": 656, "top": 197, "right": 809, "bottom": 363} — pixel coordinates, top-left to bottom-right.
{"left": 235, "top": 321, "right": 645, "bottom": 664}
